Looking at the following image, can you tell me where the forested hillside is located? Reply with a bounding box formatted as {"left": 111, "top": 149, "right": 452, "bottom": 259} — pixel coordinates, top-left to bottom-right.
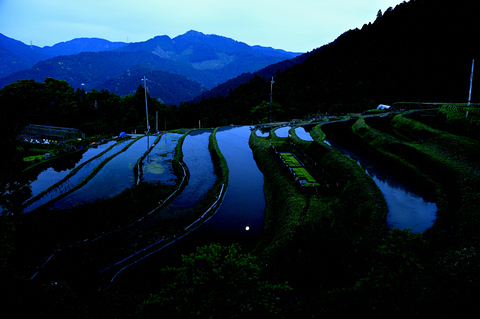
{"left": 180, "top": 0, "right": 480, "bottom": 125}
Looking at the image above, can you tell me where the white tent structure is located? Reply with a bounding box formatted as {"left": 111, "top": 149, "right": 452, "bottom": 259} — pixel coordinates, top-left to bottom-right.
{"left": 377, "top": 104, "right": 391, "bottom": 110}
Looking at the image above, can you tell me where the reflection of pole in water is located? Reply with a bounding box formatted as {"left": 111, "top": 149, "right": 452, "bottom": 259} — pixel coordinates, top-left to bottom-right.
{"left": 468, "top": 59, "right": 474, "bottom": 106}
{"left": 146, "top": 135, "right": 150, "bottom": 161}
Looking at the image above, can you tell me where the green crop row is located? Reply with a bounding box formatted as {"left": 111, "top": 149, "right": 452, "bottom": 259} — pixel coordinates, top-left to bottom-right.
{"left": 277, "top": 150, "right": 320, "bottom": 190}
{"left": 280, "top": 152, "right": 302, "bottom": 167}
{"left": 291, "top": 167, "right": 316, "bottom": 183}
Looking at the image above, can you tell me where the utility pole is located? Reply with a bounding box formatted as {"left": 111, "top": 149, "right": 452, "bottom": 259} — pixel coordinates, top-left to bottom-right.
{"left": 270, "top": 77, "right": 275, "bottom": 123}
{"left": 142, "top": 76, "right": 149, "bottom": 133}
{"left": 468, "top": 59, "right": 474, "bottom": 106}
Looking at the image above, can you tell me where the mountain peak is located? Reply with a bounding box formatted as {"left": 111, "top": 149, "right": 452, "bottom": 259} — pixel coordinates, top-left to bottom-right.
{"left": 42, "top": 37, "right": 127, "bottom": 56}
{"left": 183, "top": 30, "right": 205, "bottom": 36}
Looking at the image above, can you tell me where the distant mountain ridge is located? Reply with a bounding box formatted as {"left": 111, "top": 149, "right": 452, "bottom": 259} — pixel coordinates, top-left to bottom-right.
{"left": 42, "top": 38, "right": 127, "bottom": 57}
{"left": 0, "top": 31, "right": 301, "bottom": 103}
{"left": 0, "top": 33, "right": 128, "bottom": 71}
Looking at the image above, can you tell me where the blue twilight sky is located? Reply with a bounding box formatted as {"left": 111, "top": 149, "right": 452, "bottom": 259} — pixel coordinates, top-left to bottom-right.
{"left": 0, "top": 0, "right": 406, "bottom": 53}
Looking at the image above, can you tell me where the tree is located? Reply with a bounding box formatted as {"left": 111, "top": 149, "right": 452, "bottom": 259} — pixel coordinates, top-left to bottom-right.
{"left": 139, "top": 243, "right": 293, "bottom": 318}
{"left": 42, "top": 78, "right": 79, "bottom": 127}
{"left": 0, "top": 81, "right": 32, "bottom": 215}
{"left": 250, "top": 101, "right": 283, "bottom": 123}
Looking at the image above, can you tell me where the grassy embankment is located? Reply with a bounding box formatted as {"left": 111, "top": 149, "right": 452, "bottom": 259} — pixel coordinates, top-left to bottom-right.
{"left": 436, "top": 105, "right": 480, "bottom": 140}
{"left": 353, "top": 112, "right": 480, "bottom": 247}
{"left": 250, "top": 124, "right": 388, "bottom": 300}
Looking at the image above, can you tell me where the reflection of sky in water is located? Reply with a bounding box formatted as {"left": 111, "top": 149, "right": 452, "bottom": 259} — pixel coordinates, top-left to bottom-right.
{"left": 27, "top": 141, "right": 116, "bottom": 198}
{"left": 274, "top": 126, "right": 291, "bottom": 137}
{"left": 368, "top": 170, "right": 437, "bottom": 233}
{"left": 196, "top": 126, "right": 265, "bottom": 239}
{"left": 256, "top": 129, "right": 269, "bottom": 137}
{"left": 141, "top": 133, "right": 181, "bottom": 185}
{"left": 181, "top": 131, "right": 217, "bottom": 206}
{"left": 53, "top": 137, "right": 151, "bottom": 209}
{"left": 295, "top": 127, "right": 313, "bottom": 141}
{"left": 324, "top": 126, "right": 438, "bottom": 233}
{"left": 23, "top": 140, "right": 128, "bottom": 213}
{"left": 151, "top": 130, "right": 217, "bottom": 219}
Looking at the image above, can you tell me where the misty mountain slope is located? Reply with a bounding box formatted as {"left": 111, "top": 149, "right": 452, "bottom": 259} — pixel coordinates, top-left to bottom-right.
{"left": 0, "top": 50, "right": 218, "bottom": 93}
{"left": 95, "top": 65, "right": 207, "bottom": 106}
{"left": 0, "top": 34, "right": 50, "bottom": 76}
{"left": 116, "top": 30, "right": 299, "bottom": 64}
{"left": 112, "top": 30, "right": 301, "bottom": 86}
{"left": 192, "top": 49, "right": 313, "bottom": 103}
{"left": 0, "top": 46, "right": 33, "bottom": 78}
{"left": 0, "top": 30, "right": 301, "bottom": 101}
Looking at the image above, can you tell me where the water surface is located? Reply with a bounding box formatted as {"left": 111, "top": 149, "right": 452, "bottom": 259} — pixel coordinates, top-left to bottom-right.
{"left": 22, "top": 140, "right": 128, "bottom": 213}
{"left": 26, "top": 141, "right": 116, "bottom": 199}
{"left": 295, "top": 126, "right": 314, "bottom": 141}
{"left": 53, "top": 137, "right": 152, "bottom": 209}
{"left": 369, "top": 172, "right": 437, "bottom": 232}
{"left": 193, "top": 126, "right": 266, "bottom": 248}
{"left": 255, "top": 127, "right": 270, "bottom": 137}
{"left": 322, "top": 120, "right": 437, "bottom": 232}
{"left": 141, "top": 133, "right": 181, "bottom": 185}
{"left": 161, "top": 130, "right": 216, "bottom": 213}
{"left": 274, "top": 126, "right": 291, "bottom": 138}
